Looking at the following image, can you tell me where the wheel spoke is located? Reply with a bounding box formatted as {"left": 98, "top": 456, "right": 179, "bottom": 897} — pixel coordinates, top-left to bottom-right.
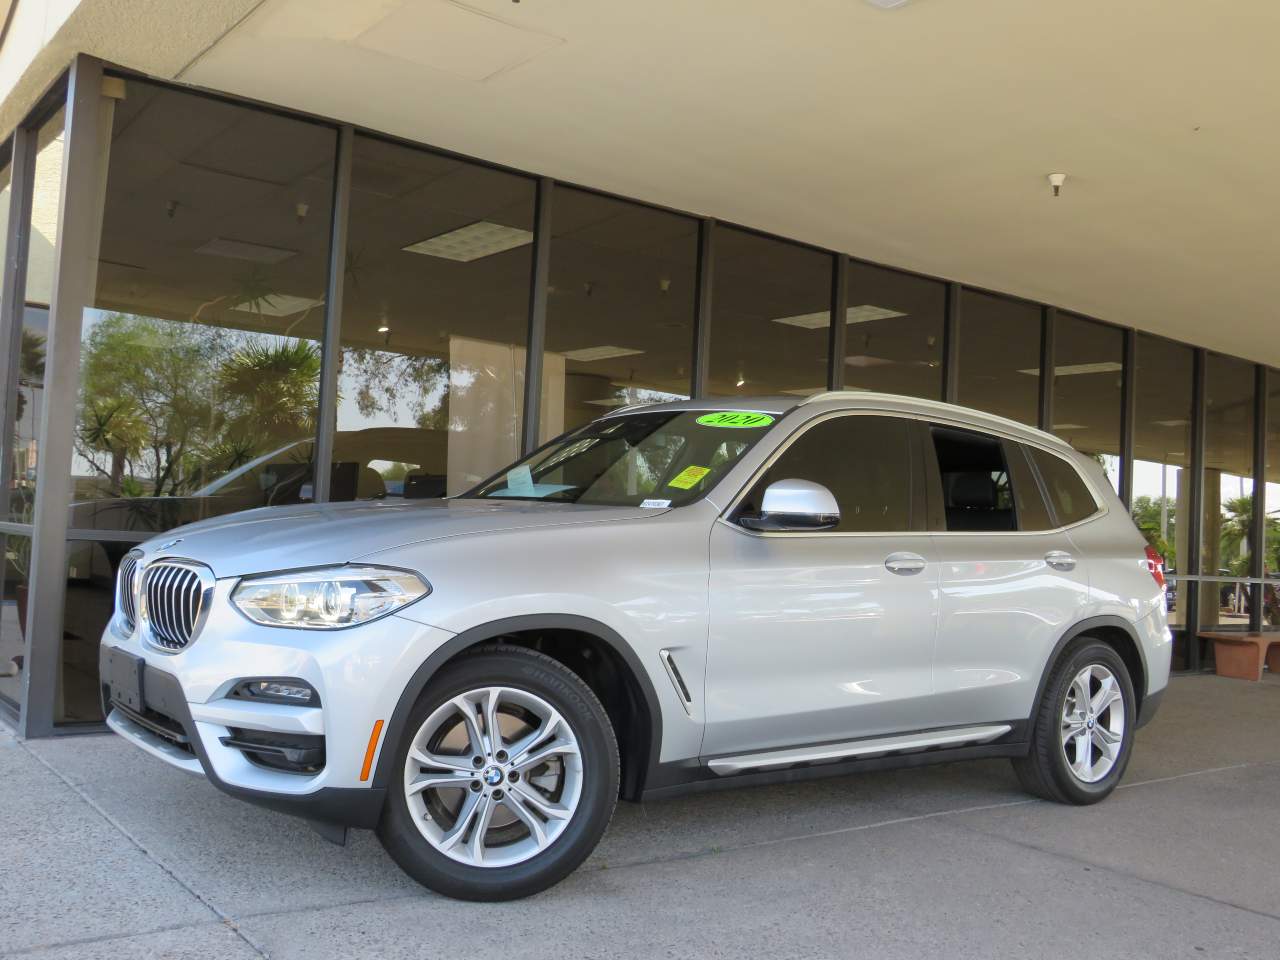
{"left": 406, "top": 772, "right": 473, "bottom": 796}
{"left": 1070, "top": 675, "right": 1091, "bottom": 714}
{"left": 465, "top": 794, "right": 497, "bottom": 864}
{"left": 409, "top": 747, "right": 474, "bottom": 774}
{"left": 1073, "top": 730, "right": 1092, "bottom": 774}
{"left": 1061, "top": 717, "right": 1086, "bottom": 741}
{"left": 512, "top": 738, "right": 578, "bottom": 773}
{"left": 1092, "top": 725, "right": 1120, "bottom": 755}
{"left": 438, "top": 789, "right": 483, "bottom": 852}
{"left": 450, "top": 694, "right": 487, "bottom": 757}
{"left": 510, "top": 781, "right": 573, "bottom": 821}
{"left": 1091, "top": 676, "right": 1122, "bottom": 716}
{"left": 502, "top": 789, "right": 549, "bottom": 848}
{"left": 506, "top": 708, "right": 565, "bottom": 765}
{"left": 483, "top": 687, "right": 504, "bottom": 754}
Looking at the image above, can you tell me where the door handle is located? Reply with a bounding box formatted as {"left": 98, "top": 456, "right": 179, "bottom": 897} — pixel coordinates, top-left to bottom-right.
{"left": 885, "top": 552, "right": 927, "bottom": 575}
{"left": 1045, "top": 550, "right": 1076, "bottom": 571}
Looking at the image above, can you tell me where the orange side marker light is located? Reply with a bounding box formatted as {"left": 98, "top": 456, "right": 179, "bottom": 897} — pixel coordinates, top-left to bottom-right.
{"left": 360, "top": 719, "right": 385, "bottom": 782}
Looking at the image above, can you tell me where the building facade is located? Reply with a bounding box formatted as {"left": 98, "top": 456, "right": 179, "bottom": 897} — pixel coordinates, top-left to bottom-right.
{"left": 0, "top": 48, "right": 1276, "bottom": 736}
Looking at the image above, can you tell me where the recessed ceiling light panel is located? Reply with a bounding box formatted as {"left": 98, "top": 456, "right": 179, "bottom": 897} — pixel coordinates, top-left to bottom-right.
{"left": 403, "top": 221, "right": 533, "bottom": 262}
{"left": 196, "top": 237, "right": 298, "bottom": 264}
{"left": 562, "top": 345, "right": 645, "bottom": 362}
{"left": 772, "top": 304, "right": 907, "bottom": 329}
{"left": 232, "top": 294, "right": 323, "bottom": 318}
{"left": 1018, "top": 361, "right": 1123, "bottom": 377}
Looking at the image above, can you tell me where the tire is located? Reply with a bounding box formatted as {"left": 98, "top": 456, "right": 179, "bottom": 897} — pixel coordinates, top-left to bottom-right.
{"left": 377, "top": 645, "right": 619, "bottom": 901}
{"left": 1012, "top": 637, "right": 1136, "bottom": 805}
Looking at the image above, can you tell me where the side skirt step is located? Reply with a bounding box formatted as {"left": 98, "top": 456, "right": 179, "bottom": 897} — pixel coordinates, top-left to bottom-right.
{"left": 706, "top": 724, "right": 1013, "bottom": 776}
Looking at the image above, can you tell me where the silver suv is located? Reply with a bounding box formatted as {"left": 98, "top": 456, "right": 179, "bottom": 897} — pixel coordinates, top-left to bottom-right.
{"left": 100, "top": 392, "right": 1172, "bottom": 900}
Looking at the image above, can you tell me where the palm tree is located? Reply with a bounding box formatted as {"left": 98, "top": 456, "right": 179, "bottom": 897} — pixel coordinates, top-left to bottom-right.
{"left": 79, "top": 399, "right": 146, "bottom": 494}
{"left": 217, "top": 338, "right": 322, "bottom": 446}
{"left": 1219, "top": 495, "right": 1280, "bottom": 577}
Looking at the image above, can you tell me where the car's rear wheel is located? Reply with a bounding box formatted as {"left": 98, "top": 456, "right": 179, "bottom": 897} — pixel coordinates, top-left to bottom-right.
{"left": 1012, "top": 638, "right": 1136, "bottom": 804}
{"left": 377, "top": 645, "right": 618, "bottom": 900}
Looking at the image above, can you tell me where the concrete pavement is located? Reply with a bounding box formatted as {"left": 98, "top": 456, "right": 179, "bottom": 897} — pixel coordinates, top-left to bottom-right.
{"left": 3, "top": 673, "right": 1278, "bottom": 959}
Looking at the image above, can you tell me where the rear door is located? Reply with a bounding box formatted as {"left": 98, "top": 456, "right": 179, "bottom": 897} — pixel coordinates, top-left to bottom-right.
{"left": 924, "top": 425, "right": 1092, "bottom": 727}
{"left": 703, "top": 413, "right": 941, "bottom": 756}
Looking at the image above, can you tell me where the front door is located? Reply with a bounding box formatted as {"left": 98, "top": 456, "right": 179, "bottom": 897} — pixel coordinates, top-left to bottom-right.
{"left": 702, "top": 413, "right": 940, "bottom": 757}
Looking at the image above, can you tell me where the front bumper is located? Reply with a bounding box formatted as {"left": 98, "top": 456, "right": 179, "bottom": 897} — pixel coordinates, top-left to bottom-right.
{"left": 100, "top": 581, "right": 455, "bottom": 828}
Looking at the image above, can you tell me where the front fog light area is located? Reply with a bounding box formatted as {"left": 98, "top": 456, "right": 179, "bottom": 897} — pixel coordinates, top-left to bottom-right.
{"left": 232, "top": 566, "right": 429, "bottom": 629}
{"left": 231, "top": 679, "right": 320, "bottom": 706}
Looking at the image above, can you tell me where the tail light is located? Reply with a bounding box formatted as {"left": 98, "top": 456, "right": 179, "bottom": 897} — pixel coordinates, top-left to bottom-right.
{"left": 1143, "top": 545, "right": 1166, "bottom": 588}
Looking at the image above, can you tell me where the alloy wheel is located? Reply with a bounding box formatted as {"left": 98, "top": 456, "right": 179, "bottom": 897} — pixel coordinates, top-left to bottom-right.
{"left": 1059, "top": 663, "right": 1125, "bottom": 784}
{"left": 403, "top": 686, "right": 583, "bottom": 868}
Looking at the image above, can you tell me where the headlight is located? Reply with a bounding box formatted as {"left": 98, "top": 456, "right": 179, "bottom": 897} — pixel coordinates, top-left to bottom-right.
{"left": 231, "top": 566, "right": 429, "bottom": 629}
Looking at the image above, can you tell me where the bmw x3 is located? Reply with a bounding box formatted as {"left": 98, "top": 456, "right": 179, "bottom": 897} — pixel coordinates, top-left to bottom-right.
{"left": 101, "top": 392, "right": 1172, "bottom": 900}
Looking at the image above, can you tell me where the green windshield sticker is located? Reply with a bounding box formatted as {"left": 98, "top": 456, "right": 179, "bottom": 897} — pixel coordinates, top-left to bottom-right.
{"left": 668, "top": 465, "right": 712, "bottom": 490}
{"left": 696, "top": 411, "right": 775, "bottom": 429}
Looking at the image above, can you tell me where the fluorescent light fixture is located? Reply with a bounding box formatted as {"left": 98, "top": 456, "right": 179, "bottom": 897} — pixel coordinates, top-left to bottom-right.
{"left": 1018, "top": 361, "right": 1123, "bottom": 377}
{"left": 1154, "top": 419, "right": 1190, "bottom": 427}
{"left": 377, "top": 324, "right": 390, "bottom": 333}
{"left": 562, "top": 345, "right": 645, "bottom": 362}
{"left": 772, "top": 304, "right": 907, "bottom": 330}
{"left": 403, "top": 221, "right": 533, "bottom": 262}
{"left": 1052, "top": 423, "right": 1088, "bottom": 431}
{"left": 232, "top": 294, "right": 323, "bottom": 318}
{"left": 845, "top": 355, "right": 896, "bottom": 368}
{"left": 196, "top": 237, "right": 298, "bottom": 264}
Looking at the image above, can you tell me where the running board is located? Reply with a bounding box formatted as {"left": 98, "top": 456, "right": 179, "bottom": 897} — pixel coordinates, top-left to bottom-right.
{"left": 706, "top": 724, "right": 1013, "bottom": 776}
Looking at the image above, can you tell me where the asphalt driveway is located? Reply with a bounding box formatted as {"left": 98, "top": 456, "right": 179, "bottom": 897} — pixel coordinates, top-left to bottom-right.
{"left": 3, "top": 672, "right": 1279, "bottom": 959}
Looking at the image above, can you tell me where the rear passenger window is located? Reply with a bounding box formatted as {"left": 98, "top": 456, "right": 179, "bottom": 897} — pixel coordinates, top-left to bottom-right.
{"left": 929, "top": 427, "right": 1021, "bottom": 532}
{"left": 740, "top": 415, "right": 917, "bottom": 532}
{"left": 1028, "top": 447, "right": 1099, "bottom": 525}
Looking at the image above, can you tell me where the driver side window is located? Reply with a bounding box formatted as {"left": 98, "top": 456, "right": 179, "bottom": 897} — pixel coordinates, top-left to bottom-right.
{"left": 739, "top": 415, "right": 918, "bottom": 533}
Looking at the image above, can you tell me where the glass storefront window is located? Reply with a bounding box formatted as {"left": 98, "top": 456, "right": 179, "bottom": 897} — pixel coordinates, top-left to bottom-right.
{"left": 334, "top": 135, "right": 536, "bottom": 499}
{"left": 58, "top": 537, "right": 129, "bottom": 723}
{"left": 545, "top": 188, "right": 697, "bottom": 431}
{"left": 1131, "top": 335, "right": 1193, "bottom": 633}
{"left": 74, "top": 81, "right": 334, "bottom": 532}
{"left": 708, "top": 227, "right": 831, "bottom": 398}
{"left": 7, "top": 109, "right": 63, "bottom": 521}
{"left": 956, "top": 290, "right": 1040, "bottom": 425}
{"left": 56, "top": 80, "right": 337, "bottom": 724}
{"left": 1199, "top": 354, "right": 1255, "bottom": 635}
{"left": 1052, "top": 313, "right": 1123, "bottom": 492}
{"left": 0, "top": 532, "right": 31, "bottom": 714}
{"left": 1265, "top": 371, "right": 1280, "bottom": 629}
{"left": 843, "top": 260, "right": 944, "bottom": 400}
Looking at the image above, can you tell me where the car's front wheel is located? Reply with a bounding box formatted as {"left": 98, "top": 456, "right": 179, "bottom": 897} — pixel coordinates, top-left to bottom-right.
{"left": 1012, "top": 638, "right": 1136, "bottom": 804}
{"left": 377, "top": 645, "right": 619, "bottom": 901}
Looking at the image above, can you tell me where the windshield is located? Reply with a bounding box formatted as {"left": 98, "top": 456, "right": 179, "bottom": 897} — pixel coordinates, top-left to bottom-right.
{"left": 465, "top": 409, "right": 780, "bottom": 507}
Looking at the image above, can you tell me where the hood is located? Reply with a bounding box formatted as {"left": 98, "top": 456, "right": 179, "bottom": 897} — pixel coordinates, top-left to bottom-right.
{"left": 142, "top": 498, "right": 666, "bottom": 578}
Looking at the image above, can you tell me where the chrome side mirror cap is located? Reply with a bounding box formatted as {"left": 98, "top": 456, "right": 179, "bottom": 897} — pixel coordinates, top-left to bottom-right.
{"left": 739, "top": 478, "right": 840, "bottom": 532}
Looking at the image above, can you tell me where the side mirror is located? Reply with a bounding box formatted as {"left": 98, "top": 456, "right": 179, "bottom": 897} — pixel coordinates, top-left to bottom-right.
{"left": 739, "top": 478, "right": 840, "bottom": 532}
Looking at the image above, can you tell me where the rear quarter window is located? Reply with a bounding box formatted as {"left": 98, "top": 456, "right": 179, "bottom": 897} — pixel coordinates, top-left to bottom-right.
{"left": 1027, "top": 447, "right": 1099, "bottom": 526}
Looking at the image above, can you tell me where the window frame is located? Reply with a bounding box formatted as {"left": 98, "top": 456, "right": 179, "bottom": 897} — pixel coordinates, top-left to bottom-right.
{"left": 921, "top": 423, "right": 1023, "bottom": 534}
{"left": 722, "top": 409, "right": 930, "bottom": 538}
{"left": 1023, "top": 443, "right": 1106, "bottom": 529}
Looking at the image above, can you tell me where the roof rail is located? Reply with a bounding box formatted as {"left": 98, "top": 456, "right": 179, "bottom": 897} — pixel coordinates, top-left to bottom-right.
{"left": 796, "top": 390, "right": 869, "bottom": 405}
